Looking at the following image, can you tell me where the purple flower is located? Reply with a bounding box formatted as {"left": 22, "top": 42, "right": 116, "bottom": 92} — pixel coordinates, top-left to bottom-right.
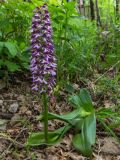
{"left": 30, "top": 4, "right": 57, "bottom": 94}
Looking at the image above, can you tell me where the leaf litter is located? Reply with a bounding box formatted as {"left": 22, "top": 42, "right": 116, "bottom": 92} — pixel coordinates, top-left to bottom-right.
{"left": 0, "top": 76, "right": 120, "bottom": 160}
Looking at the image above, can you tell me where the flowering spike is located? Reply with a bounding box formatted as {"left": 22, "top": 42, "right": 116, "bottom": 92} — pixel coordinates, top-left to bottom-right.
{"left": 30, "top": 4, "right": 56, "bottom": 94}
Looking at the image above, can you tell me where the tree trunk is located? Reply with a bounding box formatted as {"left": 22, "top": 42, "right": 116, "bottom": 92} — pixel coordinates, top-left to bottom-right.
{"left": 78, "top": 0, "right": 85, "bottom": 15}
{"left": 116, "top": 0, "right": 119, "bottom": 20}
{"left": 90, "top": 0, "right": 95, "bottom": 20}
{"left": 95, "top": 0, "right": 102, "bottom": 26}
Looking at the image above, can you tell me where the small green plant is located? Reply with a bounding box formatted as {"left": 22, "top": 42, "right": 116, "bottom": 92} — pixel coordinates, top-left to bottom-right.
{"left": 27, "top": 86, "right": 120, "bottom": 157}
{"left": 49, "top": 1, "right": 97, "bottom": 82}
{"left": 0, "top": 0, "right": 33, "bottom": 47}
{"left": 97, "top": 106, "right": 120, "bottom": 140}
{"left": 0, "top": 41, "right": 29, "bottom": 72}
{"left": 0, "top": 0, "right": 38, "bottom": 74}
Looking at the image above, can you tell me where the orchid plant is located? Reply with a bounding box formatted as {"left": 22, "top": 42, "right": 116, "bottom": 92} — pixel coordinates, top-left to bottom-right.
{"left": 27, "top": 4, "right": 96, "bottom": 157}
{"left": 29, "top": 4, "right": 57, "bottom": 144}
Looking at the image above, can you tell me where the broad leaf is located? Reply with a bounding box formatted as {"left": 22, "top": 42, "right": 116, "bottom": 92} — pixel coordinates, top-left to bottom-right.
{"left": 4, "top": 60, "right": 20, "bottom": 72}
{"left": 69, "top": 94, "right": 81, "bottom": 107}
{"left": 78, "top": 89, "right": 94, "bottom": 112}
{"left": 26, "top": 125, "right": 71, "bottom": 146}
{"left": 38, "top": 108, "right": 90, "bottom": 125}
{"left": 73, "top": 134, "right": 92, "bottom": 157}
{"left": 69, "top": 88, "right": 94, "bottom": 122}
{"left": 5, "top": 42, "right": 18, "bottom": 57}
{"left": 72, "top": 113, "right": 96, "bottom": 156}
{"left": 38, "top": 109, "right": 80, "bottom": 122}
{"left": 64, "top": 2, "right": 76, "bottom": 10}
{"left": 83, "top": 113, "right": 96, "bottom": 145}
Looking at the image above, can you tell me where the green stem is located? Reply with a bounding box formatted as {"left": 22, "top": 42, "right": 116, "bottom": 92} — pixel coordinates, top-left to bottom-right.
{"left": 43, "top": 93, "right": 48, "bottom": 143}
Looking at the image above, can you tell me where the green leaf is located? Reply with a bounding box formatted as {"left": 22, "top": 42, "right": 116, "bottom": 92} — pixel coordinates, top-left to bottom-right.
{"left": 69, "top": 94, "right": 81, "bottom": 107}
{"left": 0, "top": 59, "right": 3, "bottom": 67}
{"left": 96, "top": 108, "right": 117, "bottom": 119}
{"left": 38, "top": 109, "right": 79, "bottom": 121}
{"left": 0, "top": 32, "right": 2, "bottom": 37}
{"left": 49, "top": 0, "right": 61, "bottom": 5}
{"left": 26, "top": 125, "right": 71, "bottom": 146}
{"left": 65, "top": 83, "right": 75, "bottom": 94}
{"left": 72, "top": 113, "right": 96, "bottom": 157}
{"left": 20, "top": 53, "right": 30, "bottom": 62}
{"left": 0, "top": 42, "right": 4, "bottom": 53}
{"left": 4, "top": 42, "right": 18, "bottom": 57}
{"left": 98, "top": 118, "right": 119, "bottom": 141}
{"left": 21, "top": 62, "right": 29, "bottom": 69}
{"left": 69, "top": 89, "right": 94, "bottom": 119}
{"left": 72, "top": 118, "right": 84, "bottom": 130}
{"left": 73, "top": 134, "right": 92, "bottom": 157}
{"left": 79, "top": 89, "right": 94, "bottom": 112}
{"left": 70, "top": 89, "right": 94, "bottom": 112}
{"left": 38, "top": 108, "right": 90, "bottom": 126}
{"left": 64, "top": 2, "right": 76, "bottom": 10}
{"left": 83, "top": 113, "right": 96, "bottom": 145}
{"left": 4, "top": 60, "right": 20, "bottom": 72}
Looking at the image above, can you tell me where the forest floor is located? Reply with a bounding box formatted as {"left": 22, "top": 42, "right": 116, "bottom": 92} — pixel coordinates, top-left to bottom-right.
{"left": 0, "top": 73, "right": 120, "bottom": 160}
